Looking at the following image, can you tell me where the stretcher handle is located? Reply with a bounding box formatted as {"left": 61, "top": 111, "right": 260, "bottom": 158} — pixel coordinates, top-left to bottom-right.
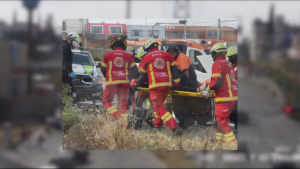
{"left": 136, "top": 87, "right": 215, "bottom": 98}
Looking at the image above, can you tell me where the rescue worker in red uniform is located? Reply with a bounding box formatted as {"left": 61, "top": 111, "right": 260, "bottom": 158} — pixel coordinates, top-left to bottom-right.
{"left": 101, "top": 37, "right": 139, "bottom": 121}
{"left": 226, "top": 46, "right": 238, "bottom": 133}
{"left": 227, "top": 46, "right": 238, "bottom": 81}
{"left": 131, "top": 39, "right": 182, "bottom": 135}
{"left": 200, "top": 43, "right": 238, "bottom": 143}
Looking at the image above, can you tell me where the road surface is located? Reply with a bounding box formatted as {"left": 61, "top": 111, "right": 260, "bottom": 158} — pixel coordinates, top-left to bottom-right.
{"left": 188, "top": 74, "right": 300, "bottom": 168}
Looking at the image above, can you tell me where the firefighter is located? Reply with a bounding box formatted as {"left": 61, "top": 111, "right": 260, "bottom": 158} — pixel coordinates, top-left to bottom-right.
{"left": 101, "top": 37, "right": 139, "bottom": 121}
{"left": 226, "top": 46, "right": 238, "bottom": 81}
{"left": 131, "top": 39, "right": 182, "bottom": 135}
{"left": 166, "top": 46, "right": 198, "bottom": 91}
{"left": 226, "top": 46, "right": 238, "bottom": 133}
{"left": 199, "top": 43, "right": 238, "bottom": 143}
{"left": 62, "top": 32, "right": 82, "bottom": 86}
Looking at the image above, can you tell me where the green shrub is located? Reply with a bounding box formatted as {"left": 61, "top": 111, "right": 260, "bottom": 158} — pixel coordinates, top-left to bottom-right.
{"left": 62, "top": 84, "right": 80, "bottom": 133}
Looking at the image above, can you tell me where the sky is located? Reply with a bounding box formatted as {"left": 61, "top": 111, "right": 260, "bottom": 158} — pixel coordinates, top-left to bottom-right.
{"left": 0, "top": 1, "right": 299, "bottom": 39}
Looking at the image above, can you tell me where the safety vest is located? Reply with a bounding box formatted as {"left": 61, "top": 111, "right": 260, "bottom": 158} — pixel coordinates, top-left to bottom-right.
{"left": 210, "top": 55, "right": 238, "bottom": 102}
{"left": 139, "top": 48, "right": 178, "bottom": 90}
{"left": 102, "top": 48, "right": 136, "bottom": 86}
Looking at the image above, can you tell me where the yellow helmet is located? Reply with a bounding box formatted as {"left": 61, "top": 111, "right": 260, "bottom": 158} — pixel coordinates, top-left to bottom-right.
{"left": 210, "top": 43, "right": 227, "bottom": 54}
{"left": 110, "top": 37, "right": 127, "bottom": 50}
{"left": 226, "top": 46, "right": 237, "bottom": 57}
{"left": 143, "top": 39, "right": 158, "bottom": 51}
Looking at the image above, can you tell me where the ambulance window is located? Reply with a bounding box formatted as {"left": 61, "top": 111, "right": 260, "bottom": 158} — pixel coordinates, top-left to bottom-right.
{"left": 189, "top": 50, "right": 206, "bottom": 73}
{"left": 189, "top": 50, "right": 202, "bottom": 62}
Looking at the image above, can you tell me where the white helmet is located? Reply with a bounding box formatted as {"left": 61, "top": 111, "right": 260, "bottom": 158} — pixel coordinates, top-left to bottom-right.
{"left": 68, "top": 32, "right": 82, "bottom": 48}
{"left": 143, "top": 39, "right": 158, "bottom": 51}
{"left": 68, "top": 32, "right": 81, "bottom": 43}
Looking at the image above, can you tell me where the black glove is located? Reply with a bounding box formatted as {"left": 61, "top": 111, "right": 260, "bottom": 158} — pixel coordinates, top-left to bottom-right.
{"left": 171, "top": 85, "right": 179, "bottom": 92}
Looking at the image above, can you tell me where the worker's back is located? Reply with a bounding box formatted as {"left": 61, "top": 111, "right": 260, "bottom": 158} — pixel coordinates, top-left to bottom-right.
{"left": 212, "top": 55, "right": 237, "bottom": 102}
{"left": 102, "top": 48, "right": 135, "bottom": 86}
{"left": 139, "top": 48, "right": 176, "bottom": 90}
{"left": 175, "top": 53, "right": 198, "bottom": 91}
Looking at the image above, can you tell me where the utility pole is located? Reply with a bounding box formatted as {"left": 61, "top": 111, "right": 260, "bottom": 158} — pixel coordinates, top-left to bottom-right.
{"left": 179, "top": 19, "right": 187, "bottom": 39}
{"left": 23, "top": 0, "right": 39, "bottom": 95}
{"left": 126, "top": 0, "right": 131, "bottom": 19}
{"left": 217, "top": 18, "right": 221, "bottom": 42}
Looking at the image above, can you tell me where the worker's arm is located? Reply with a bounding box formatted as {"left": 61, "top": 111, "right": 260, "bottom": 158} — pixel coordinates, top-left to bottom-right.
{"left": 62, "top": 42, "right": 73, "bottom": 72}
{"left": 210, "top": 78, "right": 223, "bottom": 90}
{"left": 171, "top": 61, "right": 180, "bottom": 86}
{"left": 136, "top": 57, "right": 148, "bottom": 86}
{"left": 136, "top": 72, "right": 147, "bottom": 86}
{"left": 100, "top": 55, "right": 108, "bottom": 78}
{"left": 129, "top": 62, "right": 139, "bottom": 80}
{"left": 182, "top": 69, "right": 190, "bottom": 77}
{"left": 209, "top": 62, "right": 223, "bottom": 91}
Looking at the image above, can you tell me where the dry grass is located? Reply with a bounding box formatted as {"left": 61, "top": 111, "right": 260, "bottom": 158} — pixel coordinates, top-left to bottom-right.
{"left": 63, "top": 113, "right": 237, "bottom": 150}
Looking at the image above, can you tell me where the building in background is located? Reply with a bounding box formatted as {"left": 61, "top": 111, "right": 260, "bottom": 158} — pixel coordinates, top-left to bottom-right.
{"left": 165, "top": 25, "right": 237, "bottom": 42}
{"left": 126, "top": 25, "right": 165, "bottom": 40}
{"left": 86, "top": 21, "right": 127, "bottom": 49}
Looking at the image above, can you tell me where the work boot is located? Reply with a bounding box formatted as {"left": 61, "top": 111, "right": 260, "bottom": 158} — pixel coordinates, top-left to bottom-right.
{"left": 134, "top": 119, "right": 143, "bottom": 130}
{"left": 172, "top": 127, "right": 184, "bottom": 136}
{"left": 154, "top": 127, "right": 162, "bottom": 132}
{"left": 134, "top": 108, "right": 144, "bottom": 130}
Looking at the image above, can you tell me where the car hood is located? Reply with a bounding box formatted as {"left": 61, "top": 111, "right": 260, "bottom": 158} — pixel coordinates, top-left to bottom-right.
{"left": 72, "top": 64, "right": 94, "bottom": 75}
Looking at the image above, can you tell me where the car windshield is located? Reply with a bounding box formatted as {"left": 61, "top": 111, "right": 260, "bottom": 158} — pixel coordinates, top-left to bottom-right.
{"left": 204, "top": 49, "right": 210, "bottom": 55}
{"left": 72, "top": 51, "right": 94, "bottom": 66}
{"left": 162, "top": 42, "right": 187, "bottom": 54}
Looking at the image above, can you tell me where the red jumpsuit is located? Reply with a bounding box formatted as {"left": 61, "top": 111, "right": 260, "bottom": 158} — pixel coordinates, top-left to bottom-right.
{"left": 102, "top": 47, "right": 136, "bottom": 120}
{"left": 139, "top": 48, "right": 180, "bottom": 130}
{"left": 209, "top": 55, "right": 238, "bottom": 142}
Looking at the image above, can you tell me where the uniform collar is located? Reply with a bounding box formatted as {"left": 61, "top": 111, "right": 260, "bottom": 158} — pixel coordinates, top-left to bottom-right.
{"left": 215, "top": 55, "right": 226, "bottom": 61}
{"left": 149, "top": 48, "right": 159, "bottom": 53}
{"left": 115, "top": 47, "right": 124, "bottom": 51}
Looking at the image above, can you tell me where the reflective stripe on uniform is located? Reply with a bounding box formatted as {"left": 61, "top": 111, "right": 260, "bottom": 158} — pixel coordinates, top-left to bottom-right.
{"left": 139, "top": 67, "right": 147, "bottom": 73}
{"left": 167, "top": 61, "right": 172, "bottom": 83}
{"left": 146, "top": 100, "right": 151, "bottom": 109}
{"left": 149, "top": 64, "right": 156, "bottom": 85}
{"left": 216, "top": 132, "right": 223, "bottom": 141}
{"left": 121, "top": 114, "right": 128, "bottom": 120}
{"left": 215, "top": 96, "right": 238, "bottom": 102}
{"left": 171, "top": 61, "right": 177, "bottom": 66}
{"left": 223, "top": 132, "right": 236, "bottom": 142}
{"left": 161, "top": 112, "right": 172, "bottom": 123}
{"left": 106, "top": 80, "right": 130, "bottom": 85}
{"left": 224, "top": 132, "right": 234, "bottom": 138}
{"left": 107, "top": 106, "right": 118, "bottom": 114}
{"left": 212, "top": 73, "right": 222, "bottom": 78}
{"left": 149, "top": 82, "right": 172, "bottom": 88}
{"left": 174, "top": 78, "right": 180, "bottom": 83}
{"left": 125, "top": 62, "right": 128, "bottom": 81}
{"left": 226, "top": 74, "right": 233, "bottom": 97}
{"left": 102, "top": 62, "right": 107, "bottom": 67}
{"left": 108, "top": 61, "right": 112, "bottom": 82}
{"left": 130, "top": 62, "right": 136, "bottom": 68}
{"left": 153, "top": 112, "right": 160, "bottom": 118}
